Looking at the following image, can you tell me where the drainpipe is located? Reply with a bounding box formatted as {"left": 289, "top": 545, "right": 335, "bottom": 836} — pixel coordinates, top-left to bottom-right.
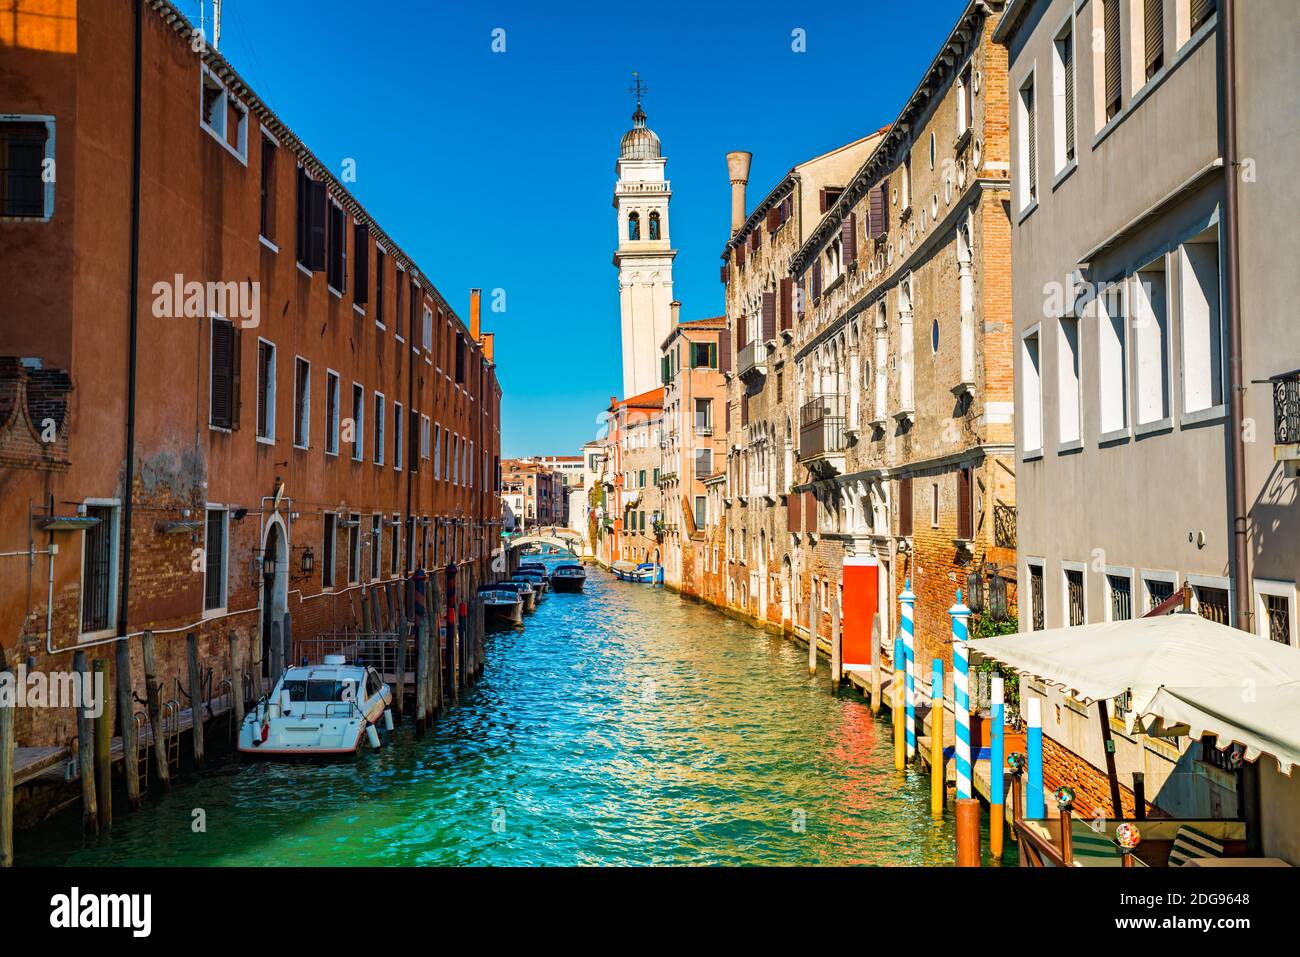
{"left": 1221, "top": 1, "right": 1249, "bottom": 634}
{"left": 114, "top": 0, "right": 145, "bottom": 645}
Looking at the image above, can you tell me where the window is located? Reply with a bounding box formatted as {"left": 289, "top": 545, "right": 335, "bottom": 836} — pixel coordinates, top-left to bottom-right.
{"left": 370, "top": 515, "right": 382, "bottom": 581}
{"left": 394, "top": 401, "right": 404, "bottom": 471}
{"left": 694, "top": 496, "right": 708, "bottom": 528}
{"left": 325, "top": 370, "right": 340, "bottom": 456}
{"left": 1053, "top": 23, "right": 1076, "bottom": 170}
{"left": 351, "top": 383, "right": 365, "bottom": 461}
{"left": 1064, "top": 566, "right": 1086, "bottom": 625}
{"left": 1102, "top": 0, "right": 1123, "bottom": 121}
{"left": 0, "top": 117, "right": 54, "bottom": 219}
{"left": 347, "top": 514, "right": 361, "bottom": 584}
{"left": 373, "top": 392, "right": 385, "bottom": 465}
{"left": 898, "top": 476, "right": 914, "bottom": 537}
{"left": 199, "top": 67, "right": 247, "bottom": 160}
{"left": 353, "top": 222, "right": 369, "bottom": 306}
{"left": 930, "top": 483, "right": 940, "bottom": 528}
{"left": 390, "top": 516, "right": 401, "bottom": 577}
{"left": 901, "top": 150, "right": 912, "bottom": 212}
{"left": 649, "top": 211, "right": 661, "bottom": 240}
{"left": 326, "top": 201, "right": 346, "bottom": 293}
{"left": 1105, "top": 570, "right": 1133, "bottom": 621}
{"left": 423, "top": 306, "right": 433, "bottom": 353}
{"left": 1179, "top": 226, "right": 1223, "bottom": 415}
{"left": 1133, "top": 258, "right": 1171, "bottom": 425}
{"left": 1028, "top": 561, "right": 1045, "bottom": 630}
{"left": 256, "top": 338, "right": 276, "bottom": 442}
{"left": 322, "top": 514, "right": 337, "bottom": 588}
{"left": 957, "top": 65, "right": 973, "bottom": 138}
{"left": 404, "top": 517, "right": 416, "bottom": 573}
{"left": 433, "top": 423, "right": 441, "bottom": 472}
{"left": 1256, "top": 581, "right": 1296, "bottom": 647}
{"left": 1144, "top": 0, "right": 1165, "bottom": 80}
{"left": 1193, "top": 582, "right": 1230, "bottom": 624}
{"left": 209, "top": 317, "right": 241, "bottom": 430}
{"left": 203, "top": 508, "right": 228, "bottom": 612}
{"left": 695, "top": 398, "right": 712, "bottom": 431}
{"left": 628, "top": 211, "right": 640, "bottom": 240}
{"left": 690, "top": 342, "right": 717, "bottom": 368}
{"left": 421, "top": 415, "right": 432, "bottom": 460}
{"left": 956, "top": 466, "right": 974, "bottom": 540}
{"left": 1057, "top": 315, "right": 1081, "bottom": 446}
{"left": 1017, "top": 72, "right": 1038, "bottom": 208}
{"left": 296, "top": 167, "right": 326, "bottom": 271}
{"left": 259, "top": 134, "right": 277, "bottom": 241}
{"left": 80, "top": 504, "right": 119, "bottom": 635}
{"left": 395, "top": 267, "right": 405, "bottom": 339}
{"left": 1098, "top": 283, "right": 1128, "bottom": 437}
{"left": 1143, "top": 571, "right": 1177, "bottom": 612}
{"left": 375, "top": 247, "right": 386, "bottom": 326}
{"left": 1190, "top": 0, "right": 1217, "bottom": 34}
{"left": 1021, "top": 328, "right": 1043, "bottom": 454}
{"left": 292, "top": 357, "right": 310, "bottom": 448}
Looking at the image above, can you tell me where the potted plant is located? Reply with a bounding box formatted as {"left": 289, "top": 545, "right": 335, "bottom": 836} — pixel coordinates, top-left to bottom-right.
{"left": 970, "top": 613, "right": 1026, "bottom": 758}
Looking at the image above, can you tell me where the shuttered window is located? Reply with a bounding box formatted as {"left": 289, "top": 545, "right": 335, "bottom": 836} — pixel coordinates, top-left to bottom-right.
{"left": 296, "top": 168, "right": 326, "bottom": 271}
{"left": 819, "top": 187, "right": 843, "bottom": 213}
{"left": 375, "top": 248, "right": 386, "bottom": 325}
{"left": 259, "top": 135, "right": 276, "bottom": 240}
{"left": 869, "top": 183, "right": 888, "bottom": 238}
{"left": 719, "top": 328, "right": 732, "bottom": 374}
{"left": 351, "top": 383, "right": 365, "bottom": 461}
{"left": 1061, "top": 26, "right": 1076, "bottom": 161}
{"left": 736, "top": 242, "right": 745, "bottom": 269}
{"left": 325, "top": 371, "right": 339, "bottom": 455}
{"left": 1190, "top": 0, "right": 1216, "bottom": 33}
{"left": 720, "top": 263, "right": 729, "bottom": 285}
{"left": 209, "top": 317, "right": 241, "bottom": 430}
{"left": 353, "top": 222, "right": 369, "bottom": 304}
{"left": 80, "top": 505, "right": 115, "bottom": 633}
{"left": 898, "top": 476, "right": 914, "bottom": 537}
{"left": 1144, "top": 0, "right": 1164, "bottom": 78}
{"left": 293, "top": 356, "right": 309, "bottom": 447}
{"left": 812, "top": 260, "right": 823, "bottom": 300}
{"left": 761, "top": 291, "right": 776, "bottom": 341}
{"left": 322, "top": 514, "right": 336, "bottom": 588}
{"left": 204, "top": 508, "right": 227, "bottom": 611}
{"left": 1104, "top": 0, "right": 1122, "bottom": 120}
{"left": 779, "top": 276, "right": 793, "bottom": 331}
{"left": 803, "top": 490, "right": 818, "bottom": 534}
{"left": 841, "top": 213, "right": 857, "bottom": 267}
{"left": 1022, "top": 76, "right": 1038, "bottom": 203}
{"left": 956, "top": 466, "right": 974, "bottom": 540}
{"left": 256, "top": 339, "right": 275, "bottom": 440}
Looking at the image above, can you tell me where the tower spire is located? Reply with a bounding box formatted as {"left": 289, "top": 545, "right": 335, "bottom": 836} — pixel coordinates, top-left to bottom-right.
{"left": 628, "top": 72, "right": 649, "bottom": 121}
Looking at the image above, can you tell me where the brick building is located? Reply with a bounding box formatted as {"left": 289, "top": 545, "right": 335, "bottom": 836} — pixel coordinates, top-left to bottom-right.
{"left": 500, "top": 459, "right": 567, "bottom": 529}
{"left": 787, "top": 0, "right": 1016, "bottom": 668}
{"left": 0, "top": 0, "right": 503, "bottom": 750}
{"left": 594, "top": 389, "right": 664, "bottom": 566}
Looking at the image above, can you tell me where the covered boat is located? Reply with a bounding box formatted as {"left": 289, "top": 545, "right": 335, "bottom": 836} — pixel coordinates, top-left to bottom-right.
{"left": 497, "top": 579, "right": 537, "bottom": 613}
{"left": 237, "top": 655, "right": 392, "bottom": 757}
{"left": 478, "top": 584, "right": 524, "bottom": 626}
{"left": 550, "top": 562, "right": 586, "bottom": 592}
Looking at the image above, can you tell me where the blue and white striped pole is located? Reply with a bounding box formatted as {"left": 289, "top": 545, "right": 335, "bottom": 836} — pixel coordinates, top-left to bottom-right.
{"left": 990, "top": 674, "right": 1006, "bottom": 856}
{"left": 1026, "top": 695, "right": 1046, "bottom": 819}
{"left": 900, "top": 581, "right": 917, "bottom": 762}
{"left": 949, "top": 590, "right": 972, "bottom": 800}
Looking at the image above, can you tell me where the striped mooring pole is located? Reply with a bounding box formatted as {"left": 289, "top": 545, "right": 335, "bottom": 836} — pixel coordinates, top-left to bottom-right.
{"left": 892, "top": 636, "right": 905, "bottom": 772}
{"left": 930, "top": 658, "right": 944, "bottom": 819}
{"left": 990, "top": 674, "right": 1006, "bottom": 858}
{"left": 1026, "top": 695, "right": 1046, "bottom": 819}
{"left": 950, "top": 590, "right": 979, "bottom": 867}
{"left": 900, "top": 581, "right": 916, "bottom": 762}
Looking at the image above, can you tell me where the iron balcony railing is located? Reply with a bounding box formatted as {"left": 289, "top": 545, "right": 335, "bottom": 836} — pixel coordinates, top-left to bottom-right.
{"left": 798, "top": 394, "right": 847, "bottom": 460}
{"left": 994, "top": 503, "right": 1017, "bottom": 549}
{"left": 737, "top": 340, "right": 768, "bottom": 378}
{"left": 1273, "top": 369, "right": 1300, "bottom": 444}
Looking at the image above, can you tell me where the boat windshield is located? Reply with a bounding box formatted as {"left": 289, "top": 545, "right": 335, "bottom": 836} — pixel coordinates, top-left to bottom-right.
{"left": 281, "top": 679, "right": 357, "bottom": 702}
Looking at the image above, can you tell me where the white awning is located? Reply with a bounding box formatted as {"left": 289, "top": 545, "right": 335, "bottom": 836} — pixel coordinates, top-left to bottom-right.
{"left": 968, "top": 612, "right": 1300, "bottom": 774}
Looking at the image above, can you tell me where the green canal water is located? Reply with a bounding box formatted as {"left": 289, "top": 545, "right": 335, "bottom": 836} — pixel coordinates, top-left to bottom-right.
{"left": 20, "top": 565, "right": 1007, "bottom": 866}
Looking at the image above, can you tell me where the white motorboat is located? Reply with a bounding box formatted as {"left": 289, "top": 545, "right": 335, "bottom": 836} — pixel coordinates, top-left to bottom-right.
{"left": 479, "top": 584, "right": 525, "bottom": 626}
{"left": 237, "top": 655, "right": 393, "bottom": 757}
{"left": 550, "top": 563, "right": 586, "bottom": 592}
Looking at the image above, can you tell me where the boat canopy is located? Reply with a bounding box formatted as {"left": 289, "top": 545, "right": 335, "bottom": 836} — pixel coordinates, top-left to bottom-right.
{"left": 968, "top": 613, "right": 1300, "bottom": 773}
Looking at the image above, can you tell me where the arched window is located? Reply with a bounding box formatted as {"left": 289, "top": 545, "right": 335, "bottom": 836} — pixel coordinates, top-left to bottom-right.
{"left": 628, "top": 212, "right": 640, "bottom": 241}
{"left": 648, "top": 211, "right": 661, "bottom": 240}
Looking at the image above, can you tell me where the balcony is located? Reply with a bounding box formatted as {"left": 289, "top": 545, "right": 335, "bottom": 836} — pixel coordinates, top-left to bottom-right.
{"left": 737, "top": 340, "right": 768, "bottom": 380}
{"left": 1273, "top": 370, "right": 1300, "bottom": 477}
{"left": 798, "top": 394, "right": 847, "bottom": 473}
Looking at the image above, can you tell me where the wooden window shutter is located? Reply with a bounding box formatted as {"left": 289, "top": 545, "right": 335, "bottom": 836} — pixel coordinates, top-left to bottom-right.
{"left": 1063, "top": 29, "right": 1076, "bottom": 160}
{"left": 736, "top": 242, "right": 746, "bottom": 269}
{"left": 779, "top": 277, "right": 793, "bottom": 331}
{"left": 256, "top": 342, "right": 271, "bottom": 437}
{"left": 741, "top": 393, "right": 749, "bottom": 427}
{"left": 957, "top": 467, "right": 973, "bottom": 540}
{"left": 879, "top": 184, "right": 890, "bottom": 235}
{"left": 869, "top": 185, "right": 885, "bottom": 239}
{"left": 307, "top": 180, "right": 327, "bottom": 271}
{"left": 841, "top": 213, "right": 857, "bottom": 266}
{"left": 761, "top": 291, "right": 776, "bottom": 341}
{"left": 211, "top": 319, "right": 232, "bottom": 428}
{"left": 736, "top": 314, "right": 747, "bottom": 350}
{"left": 1104, "top": 0, "right": 1122, "bottom": 118}
{"left": 353, "top": 224, "right": 369, "bottom": 304}
{"left": 1144, "top": 0, "right": 1164, "bottom": 77}
{"left": 719, "top": 328, "right": 732, "bottom": 374}
{"left": 720, "top": 263, "right": 729, "bottom": 285}
{"left": 295, "top": 167, "right": 307, "bottom": 263}
{"left": 788, "top": 490, "right": 802, "bottom": 532}
{"left": 803, "top": 490, "right": 817, "bottom": 534}
{"left": 1026, "top": 80, "right": 1037, "bottom": 198}
{"left": 1190, "top": 0, "right": 1215, "bottom": 34}
{"left": 899, "top": 476, "right": 913, "bottom": 537}
{"left": 812, "top": 260, "right": 822, "bottom": 300}
{"left": 725, "top": 400, "right": 732, "bottom": 431}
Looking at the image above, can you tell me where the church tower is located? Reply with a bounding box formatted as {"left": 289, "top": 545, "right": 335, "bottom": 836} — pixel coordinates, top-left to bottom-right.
{"left": 614, "top": 80, "right": 676, "bottom": 398}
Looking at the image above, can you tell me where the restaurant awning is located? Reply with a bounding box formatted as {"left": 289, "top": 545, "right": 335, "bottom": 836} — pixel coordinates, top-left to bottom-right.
{"left": 968, "top": 612, "right": 1300, "bottom": 774}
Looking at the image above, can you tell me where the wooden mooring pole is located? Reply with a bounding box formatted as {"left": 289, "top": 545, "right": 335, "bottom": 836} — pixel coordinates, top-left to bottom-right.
{"left": 73, "top": 650, "right": 98, "bottom": 834}
{"left": 187, "top": 632, "right": 205, "bottom": 767}
{"left": 93, "top": 658, "right": 112, "bottom": 832}
{"left": 115, "top": 635, "right": 142, "bottom": 811}
{"left": 229, "top": 631, "right": 245, "bottom": 737}
{"left": 869, "top": 614, "right": 882, "bottom": 715}
{"left": 141, "top": 630, "right": 170, "bottom": 791}
{"left": 1, "top": 668, "right": 15, "bottom": 867}
{"left": 414, "top": 617, "right": 428, "bottom": 735}
{"left": 830, "top": 591, "right": 842, "bottom": 688}
{"left": 250, "top": 623, "right": 263, "bottom": 702}
{"left": 807, "top": 579, "right": 819, "bottom": 676}
{"left": 394, "top": 619, "right": 408, "bottom": 720}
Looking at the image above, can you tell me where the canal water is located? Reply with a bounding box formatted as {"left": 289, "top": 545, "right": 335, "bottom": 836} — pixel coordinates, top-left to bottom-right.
{"left": 20, "top": 562, "right": 1007, "bottom": 866}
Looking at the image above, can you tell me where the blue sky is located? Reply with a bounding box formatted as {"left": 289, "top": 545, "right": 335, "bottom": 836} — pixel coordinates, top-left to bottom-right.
{"left": 200, "top": 0, "right": 965, "bottom": 456}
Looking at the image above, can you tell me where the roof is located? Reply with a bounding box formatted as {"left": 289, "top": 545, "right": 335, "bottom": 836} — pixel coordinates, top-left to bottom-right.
{"left": 969, "top": 613, "right": 1300, "bottom": 773}
{"left": 609, "top": 387, "right": 665, "bottom": 411}
{"left": 620, "top": 105, "right": 661, "bottom": 160}
{"left": 660, "top": 316, "right": 726, "bottom": 350}
{"left": 992, "top": 0, "right": 1031, "bottom": 44}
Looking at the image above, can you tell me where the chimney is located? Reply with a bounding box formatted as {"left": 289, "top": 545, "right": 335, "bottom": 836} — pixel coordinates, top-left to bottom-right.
{"left": 481, "top": 332, "right": 494, "bottom": 364}
{"left": 469, "top": 288, "right": 482, "bottom": 341}
{"left": 670, "top": 300, "right": 681, "bottom": 326}
{"left": 727, "top": 151, "right": 752, "bottom": 236}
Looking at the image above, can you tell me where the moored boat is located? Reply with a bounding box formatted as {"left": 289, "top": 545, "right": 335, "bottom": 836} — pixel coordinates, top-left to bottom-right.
{"left": 497, "top": 579, "right": 537, "bottom": 613}
{"left": 237, "top": 655, "right": 393, "bottom": 757}
{"left": 514, "top": 569, "right": 549, "bottom": 597}
{"left": 550, "top": 562, "right": 586, "bottom": 592}
{"left": 611, "top": 560, "right": 656, "bottom": 584}
{"left": 478, "top": 584, "right": 524, "bottom": 626}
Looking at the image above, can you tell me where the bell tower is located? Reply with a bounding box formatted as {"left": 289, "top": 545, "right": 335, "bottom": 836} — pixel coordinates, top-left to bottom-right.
{"left": 614, "top": 75, "right": 676, "bottom": 398}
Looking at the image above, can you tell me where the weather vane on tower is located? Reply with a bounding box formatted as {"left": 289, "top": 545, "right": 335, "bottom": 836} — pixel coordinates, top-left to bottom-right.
{"left": 628, "top": 72, "right": 649, "bottom": 111}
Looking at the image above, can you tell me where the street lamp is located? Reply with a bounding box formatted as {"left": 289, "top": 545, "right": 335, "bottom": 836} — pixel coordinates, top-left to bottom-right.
{"left": 301, "top": 547, "right": 314, "bottom": 574}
